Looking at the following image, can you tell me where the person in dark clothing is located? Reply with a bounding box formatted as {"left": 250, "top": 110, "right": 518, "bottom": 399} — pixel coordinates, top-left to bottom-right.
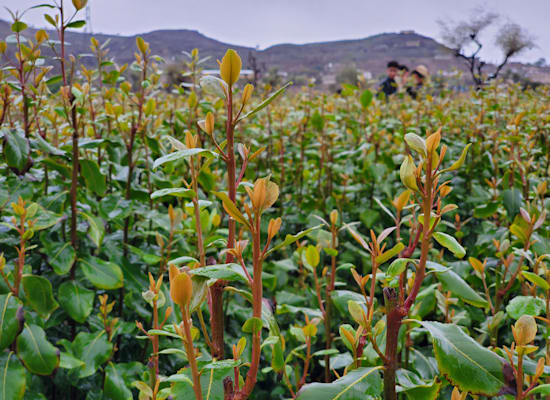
{"left": 378, "top": 61, "right": 399, "bottom": 99}
{"left": 406, "top": 65, "right": 428, "bottom": 99}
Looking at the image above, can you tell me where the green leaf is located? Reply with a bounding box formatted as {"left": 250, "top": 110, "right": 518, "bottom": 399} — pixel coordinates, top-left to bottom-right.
{"left": 59, "top": 352, "right": 85, "bottom": 370}
{"left": 170, "top": 364, "right": 233, "bottom": 400}
{"left": 375, "top": 242, "right": 405, "bottom": 264}
{"left": 418, "top": 321, "right": 505, "bottom": 396}
{"left": 443, "top": 143, "right": 471, "bottom": 172}
{"left": 104, "top": 362, "right": 133, "bottom": 400}
{"left": 527, "top": 384, "right": 550, "bottom": 395}
{"left": 16, "top": 324, "right": 59, "bottom": 376}
{"left": 153, "top": 148, "right": 216, "bottom": 169}
{"left": 396, "top": 369, "right": 441, "bottom": 400}
{"left": 80, "top": 256, "right": 124, "bottom": 290}
{"left": 506, "top": 296, "right": 545, "bottom": 320}
{"left": 387, "top": 258, "right": 415, "bottom": 278}
{"left": 0, "top": 294, "right": 22, "bottom": 351}
{"left": 242, "top": 317, "right": 263, "bottom": 334}
{"left": 190, "top": 263, "right": 247, "bottom": 283}
{"left": 11, "top": 21, "right": 28, "bottom": 33}
{"left": 213, "top": 191, "right": 250, "bottom": 228}
{"left": 42, "top": 241, "right": 75, "bottom": 275}
{"left": 296, "top": 366, "right": 382, "bottom": 399}
{"left": 65, "top": 20, "right": 86, "bottom": 29}
{"left": 32, "top": 204, "right": 63, "bottom": 231}
{"left": 80, "top": 159, "right": 106, "bottom": 195}
{"left": 433, "top": 232, "right": 465, "bottom": 259}
{"left": 522, "top": 271, "right": 550, "bottom": 290}
{"left": 360, "top": 89, "right": 373, "bottom": 108}
{"left": 21, "top": 275, "right": 59, "bottom": 319}
{"left": 427, "top": 262, "right": 488, "bottom": 308}
{"left": 34, "top": 133, "right": 65, "bottom": 156}
{"left": 72, "top": 331, "right": 113, "bottom": 378}
{"left": 0, "top": 352, "right": 26, "bottom": 400}
{"left": 58, "top": 281, "right": 94, "bottom": 324}
{"left": 265, "top": 225, "right": 322, "bottom": 257}
{"left": 473, "top": 202, "right": 498, "bottom": 218}
{"left": 502, "top": 188, "right": 522, "bottom": 219}
{"left": 81, "top": 212, "right": 105, "bottom": 248}
{"left": 3, "top": 129, "right": 29, "bottom": 173}
{"left": 150, "top": 187, "right": 195, "bottom": 199}
{"left": 238, "top": 82, "right": 292, "bottom": 122}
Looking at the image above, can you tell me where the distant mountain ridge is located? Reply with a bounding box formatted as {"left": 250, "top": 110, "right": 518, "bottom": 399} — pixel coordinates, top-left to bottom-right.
{"left": 1, "top": 19, "right": 548, "bottom": 82}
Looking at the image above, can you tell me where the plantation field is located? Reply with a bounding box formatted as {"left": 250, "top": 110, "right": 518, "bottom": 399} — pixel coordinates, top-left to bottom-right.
{"left": 1, "top": 6, "right": 550, "bottom": 400}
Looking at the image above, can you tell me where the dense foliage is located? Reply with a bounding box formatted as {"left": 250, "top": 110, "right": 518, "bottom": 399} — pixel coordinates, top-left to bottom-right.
{"left": 1, "top": 2, "right": 550, "bottom": 400}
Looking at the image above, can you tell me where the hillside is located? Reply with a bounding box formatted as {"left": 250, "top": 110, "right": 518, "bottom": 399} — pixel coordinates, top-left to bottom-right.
{"left": 1, "top": 19, "right": 548, "bottom": 82}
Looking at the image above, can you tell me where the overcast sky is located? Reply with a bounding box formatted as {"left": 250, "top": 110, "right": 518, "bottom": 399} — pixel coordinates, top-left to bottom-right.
{"left": 1, "top": 0, "right": 548, "bottom": 64}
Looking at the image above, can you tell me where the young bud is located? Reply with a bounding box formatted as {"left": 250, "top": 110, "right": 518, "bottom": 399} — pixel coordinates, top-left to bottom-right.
{"left": 187, "top": 91, "right": 197, "bottom": 108}
{"left": 72, "top": 0, "right": 88, "bottom": 10}
{"left": 392, "top": 190, "right": 411, "bottom": 212}
{"left": 136, "top": 36, "right": 149, "bottom": 54}
{"left": 400, "top": 155, "right": 419, "bottom": 191}
{"left": 0, "top": 41, "right": 6, "bottom": 54}
{"left": 330, "top": 210, "right": 339, "bottom": 226}
{"left": 241, "top": 83, "right": 254, "bottom": 105}
{"left": 205, "top": 112, "right": 215, "bottom": 136}
{"left": 169, "top": 265, "right": 193, "bottom": 308}
{"left": 536, "top": 357, "right": 545, "bottom": 378}
{"left": 468, "top": 257, "right": 485, "bottom": 274}
{"left": 512, "top": 315, "right": 537, "bottom": 346}
{"left": 250, "top": 179, "right": 267, "bottom": 211}
{"left": 267, "top": 217, "right": 282, "bottom": 239}
{"left": 404, "top": 133, "right": 427, "bottom": 157}
{"left": 219, "top": 49, "right": 241, "bottom": 87}
{"left": 426, "top": 128, "right": 441, "bottom": 153}
{"left": 191, "top": 48, "right": 198, "bottom": 58}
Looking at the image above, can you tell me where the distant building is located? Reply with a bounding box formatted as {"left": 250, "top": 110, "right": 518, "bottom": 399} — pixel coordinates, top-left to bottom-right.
{"left": 202, "top": 69, "right": 254, "bottom": 78}
{"left": 400, "top": 30, "right": 415, "bottom": 35}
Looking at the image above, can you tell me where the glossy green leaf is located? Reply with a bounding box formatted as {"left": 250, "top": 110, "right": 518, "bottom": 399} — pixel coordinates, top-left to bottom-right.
{"left": 3, "top": 129, "right": 29, "bottom": 174}
{"left": 0, "top": 294, "right": 21, "bottom": 351}
{"left": 0, "top": 352, "right": 26, "bottom": 400}
{"left": 296, "top": 366, "right": 382, "bottom": 399}
{"left": 150, "top": 187, "right": 195, "bottom": 199}
{"left": 427, "top": 262, "right": 488, "bottom": 307}
{"left": 502, "top": 188, "right": 522, "bottom": 219}
{"left": 80, "top": 159, "right": 106, "bottom": 195}
{"left": 396, "top": 369, "right": 441, "bottom": 400}
{"left": 153, "top": 148, "right": 216, "bottom": 169}
{"left": 104, "top": 362, "right": 133, "bottom": 400}
{"left": 170, "top": 363, "right": 233, "bottom": 400}
{"left": 42, "top": 241, "right": 75, "bottom": 275}
{"left": 433, "top": 232, "right": 466, "bottom": 259}
{"left": 506, "top": 296, "right": 545, "bottom": 320}
{"left": 521, "top": 271, "right": 549, "bottom": 290}
{"left": 58, "top": 281, "right": 94, "bottom": 324}
{"left": 238, "top": 82, "right": 292, "bottom": 122}
{"left": 387, "top": 258, "right": 415, "bottom": 278}
{"left": 72, "top": 330, "right": 113, "bottom": 378}
{"left": 190, "top": 263, "right": 247, "bottom": 283}
{"left": 527, "top": 384, "right": 550, "bottom": 395}
{"left": 418, "top": 321, "right": 505, "bottom": 396}
{"left": 80, "top": 256, "right": 124, "bottom": 290}
{"left": 21, "top": 275, "right": 59, "bottom": 319}
{"left": 81, "top": 212, "right": 105, "bottom": 248}
{"left": 16, "top": 324, "right": 59, "bottom": 376}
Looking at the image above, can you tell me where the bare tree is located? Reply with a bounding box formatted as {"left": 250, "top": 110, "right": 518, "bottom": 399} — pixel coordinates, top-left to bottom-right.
{"left": 439, "top": 10, "right": 535, "bottom": 87}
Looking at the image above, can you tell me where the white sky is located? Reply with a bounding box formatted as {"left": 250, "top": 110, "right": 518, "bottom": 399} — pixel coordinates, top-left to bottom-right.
{"left": 1, "top": 0, "right": 548, "bottom": 64}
